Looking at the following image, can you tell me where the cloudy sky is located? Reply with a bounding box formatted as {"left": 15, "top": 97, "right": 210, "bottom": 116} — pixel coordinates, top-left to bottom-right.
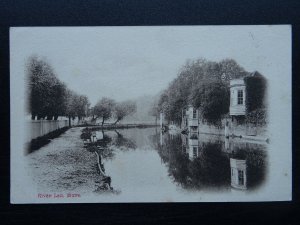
{"left": 10, "top": 25, "right": 290, "bottom": 105}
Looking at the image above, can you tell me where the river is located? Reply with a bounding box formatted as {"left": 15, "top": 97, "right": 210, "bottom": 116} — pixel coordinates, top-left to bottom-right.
{"left": 86, "top": 127, "right": 267, "bottom": 199}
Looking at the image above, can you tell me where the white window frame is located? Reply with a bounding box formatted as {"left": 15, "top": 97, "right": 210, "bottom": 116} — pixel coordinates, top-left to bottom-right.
{"left": 237, "top": 90, "right": 244, "bottom": 105}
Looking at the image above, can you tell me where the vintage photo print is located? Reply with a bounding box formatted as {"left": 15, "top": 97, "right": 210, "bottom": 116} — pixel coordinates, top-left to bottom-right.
{"left": 10, "top": 25, "right": 292, "bottom": 203}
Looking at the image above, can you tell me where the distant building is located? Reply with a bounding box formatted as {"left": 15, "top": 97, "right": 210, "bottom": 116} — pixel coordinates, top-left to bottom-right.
{"left": 181, "top": 105, "right": 199, "bottom": 134}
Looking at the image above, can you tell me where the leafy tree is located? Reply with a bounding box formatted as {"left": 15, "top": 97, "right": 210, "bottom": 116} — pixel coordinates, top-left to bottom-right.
{"left": 76, "top": 95, "right": 90, "bottom": 120}
{"left": 157, "top": 58, "right": 249, "bottom": 124}
{"left": 27, "top": 55, "right": 90, "bottom": 123}
{"left": 94, "top": 97, "right": 116, "bottom": 126}
{"left": 65, "top": 90, "right": 78, "bottom": 125}
{"left": 113, "top": 100, "right": 136, "bottom": 124}
{"left": 191, "top": 82, "right": 230, "bottom": 125}
{"left": 65, "top": 90, "right": 90, "bottom": 125}
{"left": 27, "top": 56, "right": 64, "bottom": 120}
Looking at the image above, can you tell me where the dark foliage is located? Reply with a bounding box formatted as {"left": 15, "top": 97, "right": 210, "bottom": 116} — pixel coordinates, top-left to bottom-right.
{"left": 233, "top": 145, "right": 267, "bottom": 190}
{"left": 193, "top": 82, "right": 230, "bottom": 125}
{"left": 27, "top": 56, "right": 90, "bottom": 120}
{"left": 244, "top": 72, "right": 267, "bottom": 112}
{"left": 245, "top": 108, "right": 268, "bottom": 126}
{"left": 193, "top": 143, "right": 230, "bottom": 187}
{"left": 244, "top": 72, "right": 268, "bottom": 125}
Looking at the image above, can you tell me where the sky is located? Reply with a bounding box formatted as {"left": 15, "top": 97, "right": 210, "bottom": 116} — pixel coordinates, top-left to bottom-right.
{"left": 10, "top": 25, "right": 291, "bottom": 105}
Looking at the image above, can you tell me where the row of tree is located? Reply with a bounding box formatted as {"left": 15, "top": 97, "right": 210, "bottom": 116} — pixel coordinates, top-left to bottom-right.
{"left": 91, "top": 97, "right": 137, "bottom": 126}
{"left": 153, "top": 58, "right": 266, "bottom": 125}
{"left": 27, "top": 56, "right": 90, "bottom": 121}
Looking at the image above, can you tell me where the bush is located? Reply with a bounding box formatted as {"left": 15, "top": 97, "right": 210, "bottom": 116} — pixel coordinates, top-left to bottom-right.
{"left": 244, "top": 72, "right": 267, "bottom": 112}
{"left": 245, "top": 108, "right": 267, "bottom": 126}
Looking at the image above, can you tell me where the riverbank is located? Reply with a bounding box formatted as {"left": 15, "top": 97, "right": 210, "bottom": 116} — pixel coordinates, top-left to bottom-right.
{"left": 25, "top": 127, "right": 108, "bottom": 196}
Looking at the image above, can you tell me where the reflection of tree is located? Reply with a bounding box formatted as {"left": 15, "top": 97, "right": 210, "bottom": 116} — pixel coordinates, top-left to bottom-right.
{"left": 150, "top": 133, "right": 192, "bottom": 187}
{"left": 113, "top": 130, "right": 137, "bottom": 150}
{"left": 95, "top": 130, "right": 112, "bottom": 148}
{"left": 189, "top": 143, "right": 230, "bottom": 188}
{"left": 81, "top": 129, "right": 115, "bottom": 160}
{"left": 233, "top": 146, "right": 267, "bottom": 189}
{"left": 150, "top": 133, "right": 233, "bottom": 189}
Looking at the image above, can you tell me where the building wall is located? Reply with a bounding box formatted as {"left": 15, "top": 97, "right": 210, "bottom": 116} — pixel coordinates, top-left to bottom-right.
{"left": 198, "top": 118, "right": 268, "bottom": 138}
{"left": 230, "top": 79, "right": 246, "bottom": 116}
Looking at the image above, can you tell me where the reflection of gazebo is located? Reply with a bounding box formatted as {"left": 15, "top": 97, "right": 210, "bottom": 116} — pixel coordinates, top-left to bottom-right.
{"left": 188, "top": 133, "right": 200, "bottom": 160}
{"left": 230, "top": 158, "right": 247, "bottom": 190}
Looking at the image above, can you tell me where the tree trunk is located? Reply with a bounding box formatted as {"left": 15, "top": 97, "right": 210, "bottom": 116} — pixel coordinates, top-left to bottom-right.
{"left": 113, "top": 119, "right": 120, "bottom": 125}
{"left": 102, "top": 117, "right": 105, "bottom": 127}
{"left": 69, "top": 116, "right": 71, "bottom": 127}
{"left": 31, "top": 114, "right": 36, "bottom": 120}
{"left": 54, "top": 115, "right": 58, "bottom": 120}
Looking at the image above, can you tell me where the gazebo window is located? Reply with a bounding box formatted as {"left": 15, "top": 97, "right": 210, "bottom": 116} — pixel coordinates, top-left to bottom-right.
{"left": 238, "top": 170, "right": 244, "bottom": 185}
{"left": 193, "top": 109, "right": 197, "bottom": 118}
{"left": 193, "top": 147, "right": 197, "bottom": 158}
{"left": 237, "top": 90, "right": 244, "bottom": 105}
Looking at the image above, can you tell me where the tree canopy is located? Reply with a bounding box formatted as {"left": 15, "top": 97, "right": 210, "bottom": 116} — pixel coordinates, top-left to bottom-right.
{"left": 113, "top": 100, "right": 137, "bottom": 124}
{"left": 156, "top": 58, "right": 250, "bottom": 124}
{"left": 27, "top": 56, "right": 90, "bottom": 120}
{"left": 94, "top": 97, "right": 116, "bottom": 126}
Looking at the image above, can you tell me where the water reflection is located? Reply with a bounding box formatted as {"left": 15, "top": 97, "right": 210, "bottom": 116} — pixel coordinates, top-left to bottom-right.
{"left": 113, "top": 130, "right": 137, "bottom": 149}
{"left": 230, "top": 158, "right": 247, "bottom": 190}
{"left": 81, "top": 127, "right": 267, "bottom": 193}
{"left": 153, "top": 130, "right": 267, "bottom": 191}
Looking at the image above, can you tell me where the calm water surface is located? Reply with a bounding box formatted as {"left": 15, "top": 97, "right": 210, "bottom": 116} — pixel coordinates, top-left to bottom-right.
{"left": 87, "top": 127, "right": 267, "bottom": 196}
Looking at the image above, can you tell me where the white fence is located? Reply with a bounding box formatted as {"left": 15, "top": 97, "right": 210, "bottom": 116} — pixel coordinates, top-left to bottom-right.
{"left": 26, "top": 120, "right": 69, "bottom": 143}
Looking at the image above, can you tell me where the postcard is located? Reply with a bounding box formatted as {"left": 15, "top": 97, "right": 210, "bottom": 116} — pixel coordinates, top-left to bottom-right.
{"left": 10, "top": 25, "right": 292, "bottom": 203}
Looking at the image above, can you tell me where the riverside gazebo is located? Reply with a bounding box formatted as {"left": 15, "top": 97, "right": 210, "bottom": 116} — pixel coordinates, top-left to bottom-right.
{"left": 229, "top": 79, "right": 246, "bottom": 117}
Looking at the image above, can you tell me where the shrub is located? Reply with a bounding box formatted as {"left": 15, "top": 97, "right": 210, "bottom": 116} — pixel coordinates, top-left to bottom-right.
{"left": 245, "top": 108, "right": 268, "bottom": 126}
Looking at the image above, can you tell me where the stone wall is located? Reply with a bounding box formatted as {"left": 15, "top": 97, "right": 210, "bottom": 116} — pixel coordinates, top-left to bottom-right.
{"left": 198, "top": 119, "right": 268, "bottom": 139}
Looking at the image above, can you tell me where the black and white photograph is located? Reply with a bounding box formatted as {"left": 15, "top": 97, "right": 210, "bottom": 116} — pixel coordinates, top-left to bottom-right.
{"left": 10, "top": 25, "right": 291, "bottom": 203}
